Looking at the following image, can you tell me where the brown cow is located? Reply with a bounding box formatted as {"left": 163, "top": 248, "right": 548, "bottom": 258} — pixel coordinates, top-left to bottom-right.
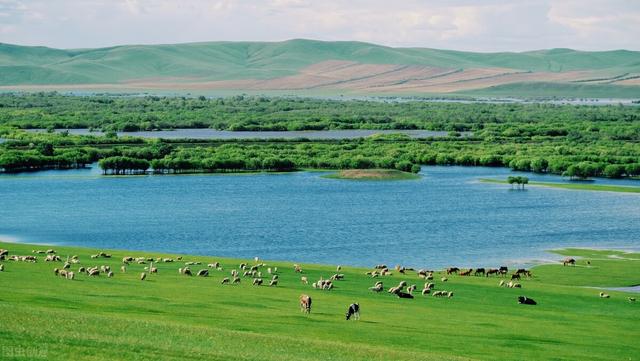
{"left": 460, "top": 268, "right": 473, "bottom": 276}
{"left": 446, "top": 267, "right": 460, "bottom": 275}
{"left": 300, "top": 294, "right": 312, "bottom": 314}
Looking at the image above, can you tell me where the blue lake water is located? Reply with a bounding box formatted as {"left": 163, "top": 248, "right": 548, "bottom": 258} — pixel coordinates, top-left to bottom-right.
{"left": 25, "top": 129, "right": 459, "bottom": 139}
{"left": 1, "top": 166, "right": 639, "bottom": 268}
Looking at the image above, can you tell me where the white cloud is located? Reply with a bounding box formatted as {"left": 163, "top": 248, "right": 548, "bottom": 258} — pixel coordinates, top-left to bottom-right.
{"left": 0, "top": 0, "right": 638, "bottom": 51}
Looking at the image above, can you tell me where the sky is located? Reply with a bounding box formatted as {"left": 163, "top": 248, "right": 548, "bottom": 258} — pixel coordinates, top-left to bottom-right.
{"left": 0, "top": 0, "right": 639, "bottom": 51}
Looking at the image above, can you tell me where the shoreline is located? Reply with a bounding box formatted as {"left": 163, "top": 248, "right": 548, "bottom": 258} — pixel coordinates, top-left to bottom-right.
{"left": 478, "top": 178, "right": 640, "bottom": 194}
{"left": 2, "top": 237, "right": 637, "bottom": 271}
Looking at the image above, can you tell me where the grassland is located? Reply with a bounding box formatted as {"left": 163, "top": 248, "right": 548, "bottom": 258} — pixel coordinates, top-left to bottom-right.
{"left": 322, "top": 169, "right": 420, "bottom": 181}
{"left": 1, "top": 241, "right": 638, "bottom": 360}
{"left": 479, "top": 178, "right": 640, "bottom": 193}
{"left": 2, "top": 39, "right": 639, "bottom": 97}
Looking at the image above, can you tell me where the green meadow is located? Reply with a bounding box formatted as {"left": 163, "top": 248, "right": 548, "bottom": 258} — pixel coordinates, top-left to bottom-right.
{"left": 1, "top": 241, "right": 638, "bottom": 360}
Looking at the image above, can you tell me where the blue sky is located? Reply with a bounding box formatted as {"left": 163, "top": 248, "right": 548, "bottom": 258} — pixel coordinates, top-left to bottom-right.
{"left": 1, "top": 0, "right": 638, "bottom": 51}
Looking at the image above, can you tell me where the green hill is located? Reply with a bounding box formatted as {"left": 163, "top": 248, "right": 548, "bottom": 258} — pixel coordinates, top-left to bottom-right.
{"left": 1, "top": 39, "right": 639, "bottom": 97}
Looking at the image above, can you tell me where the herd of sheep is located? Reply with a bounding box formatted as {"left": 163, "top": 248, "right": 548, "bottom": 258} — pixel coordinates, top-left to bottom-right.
{"left": 0, "top": 248, "right": 637, "bottom": 318}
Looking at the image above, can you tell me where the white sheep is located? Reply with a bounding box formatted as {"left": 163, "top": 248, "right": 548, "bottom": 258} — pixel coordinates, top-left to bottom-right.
{"left": 140, "top": 272, "right": 147, "bottom": 281}
{"left": 599, "top": 292, "right": 610, "bottom": 298}
{"left": 107, "top": 271, "right": 114, "bottom": 278}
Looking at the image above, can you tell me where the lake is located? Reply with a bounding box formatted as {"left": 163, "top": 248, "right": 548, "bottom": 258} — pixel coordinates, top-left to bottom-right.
{"left": 1, "top": 166, "right": 639, "bottom": 268}
{"left": 26, "top": 129, "right": 459, "bottom": 139}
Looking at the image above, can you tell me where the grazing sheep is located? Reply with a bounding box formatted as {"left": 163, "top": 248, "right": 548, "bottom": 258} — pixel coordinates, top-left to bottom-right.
{"left": 0, "top": 249, "right": 8, "bottom": 256}
{"left": 441, "top": 277, "right": 448, "bottom": 282}
{"left": 66, "top": 271, "right": 75, "bottom": 280}
{"left": 599, "top": 292, "right": 610, "bottom": 298}
{"left": 63, "top": 262, "right": 71, "bottom": 270}
{"left": 176, "top": 256, "right": 183, "bottom": 261}
{"left": 0, "top": 264, "right": 3, "bottom": 272}
{"left": 208, "top": 262, "right": 219, "bottom": 268}
{"left": 163, "top": 258, "right": 174, "bottom": 263}
{"left": 447, "top": 291, "right": 454, "bottom": 298}
{"left": 252, "top": 278, "right": 263, "bottom": 286}
{"left": 336, "top": 265, "right": 342, "bottom": 272}
{"left": 369, "top": 282, "right": 384, "bottom": 292}
{"left": 107, "top": 271, "right": 114, "bottom": 278}
{"left": 197, "top": 269, "right": 209, "bottom": 277}
{"left": 78, "top": 266, "right": 86, "bottom": 273}
{"left": 100, "top": 265, "right": 106, "bottom": 273}
{"left": 407, "top": 285, "right": 417, "bottom": 294}
{"left": 271, "top": 275, "right": 278, "bottom": 281}
{"left": 330, "top": 274, "right": 344, "bottom": 281}
{"left": 425, "top": 272, "right": 434, "bottom": 281}
{"left": 59, "top": 270, "right": 68, "bottom": 278}
{"left": 88, "top": 268, "right": 100, "bottom": 276}
{"left": 269, "top": 279, "right": 278, "bottom": 286}
{"left": 421, "top": 288, "right": 431, "bottom": 295}
{"left": 123, "top": 257, "right": 134, "bottom": 263}
{"left": 221, "top": 277, "right": 230, "bottom": 284}
{"left": 628, "top": 297, "right": 636, "bottom": 302}
{"left": 563, "top": 257, "right": 576, "bottom": 266}
{"left": 120, "top": 265, "right": 126, "bottom": 273}
{"left": 232, "top": 277, "right": 241, "bottom": 284}
{"left": 294, "top": 264, "right": 303, "bottom": 273}
{"left": 231, "top": 270, "right": 238, "bottom": 277}
{"left": 140, "top": 272, "right": 147, "bottom": 281}
{"left": 345, "top": 303, "right": 360, "bottom": 320}
{"left": 45, "top": 254, "right": 61, "bottom": 262}
{"left": 301, "top": 276, "right": 308, "bottom": 284}
{"left": 300, "top": 294, "right": 312, "bottom": 314}
{"left": 53, "top": 268, "right": 59, "bottom": 276}
{"left": 424, "top": 282, "right": 435, "bottom": 290}
{"left": 508, "top": 281, "right": 522, "bottom": 288}
{"left": 518, "top": 296, "right": 537, "bottom": 305}
{"left": 150, "top": 267, "right": 158, "bottom": 274}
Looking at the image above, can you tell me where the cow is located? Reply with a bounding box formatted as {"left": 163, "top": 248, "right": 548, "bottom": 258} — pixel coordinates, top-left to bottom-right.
{"left": 499, "top": 266, "right": 508, "bottom": 276}
{"left": 446, "top": 267, "right": 460, "bottom": 275}
{"left": 486, "top": 268, "right": 500, "bottom": 277}
{"left": 300, "top": 294, "right": 312, "bottom": 314}
{"left": 345, "top": 303, "right": 360, "bottom": 320}
{"left": 460, "top": 268, "right": 473, "bottom": 276}
{"left": 474, "top": 268, "right": 486, "bottom": 276}
{"left": 518, "top": 296, "right": 537, "bottom": 305}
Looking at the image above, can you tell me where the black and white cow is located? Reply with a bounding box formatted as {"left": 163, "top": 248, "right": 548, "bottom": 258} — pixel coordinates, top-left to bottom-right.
{"left": 345, "top": 303, "right": 360, "bottom": 320}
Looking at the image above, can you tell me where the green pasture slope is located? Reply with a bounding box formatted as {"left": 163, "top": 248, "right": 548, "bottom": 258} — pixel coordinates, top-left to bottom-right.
{"left": 1, "top": 241, "right": 638, "bottom": 360}
{"left": 2, "top": 39, "right": 640, "bottom": 85}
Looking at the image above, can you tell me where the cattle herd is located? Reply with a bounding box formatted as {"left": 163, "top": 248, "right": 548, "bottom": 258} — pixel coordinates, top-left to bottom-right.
{"left": 0, "top": 247, "right": 636, "bottom": 322}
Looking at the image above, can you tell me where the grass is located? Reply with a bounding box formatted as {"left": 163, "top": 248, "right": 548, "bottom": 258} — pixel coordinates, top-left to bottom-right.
{"left": 479, "top": 178, "right": 640, "bottom": 193}
{"left": 322, "top": 169, "right": 420, "bottom": 181}
{"left": 1, "top": 241, "right": 639, "bottom": 360}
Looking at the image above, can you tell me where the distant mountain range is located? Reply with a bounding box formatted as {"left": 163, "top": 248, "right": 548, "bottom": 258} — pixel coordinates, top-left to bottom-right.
{"left": 1, "top": 39, "right": 639, "bottom": 97}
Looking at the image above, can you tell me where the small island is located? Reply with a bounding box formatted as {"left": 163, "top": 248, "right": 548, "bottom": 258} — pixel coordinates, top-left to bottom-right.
{"left": 323, "top": 169, "right": 420, "bottom": 181}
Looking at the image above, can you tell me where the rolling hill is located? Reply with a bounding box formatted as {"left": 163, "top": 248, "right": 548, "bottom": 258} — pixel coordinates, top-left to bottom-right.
{"left": 1, "top": 39, "right": 639, "bottom": 97}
